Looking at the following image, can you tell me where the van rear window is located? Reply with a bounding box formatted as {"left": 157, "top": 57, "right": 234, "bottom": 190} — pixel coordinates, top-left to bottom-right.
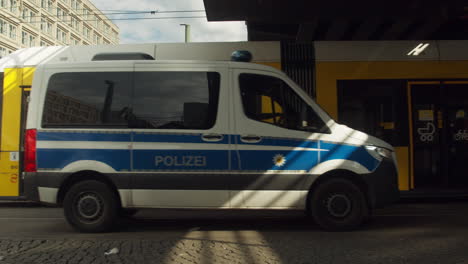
{"left": 42, "top": 72, "right": 132, "bottom": 128}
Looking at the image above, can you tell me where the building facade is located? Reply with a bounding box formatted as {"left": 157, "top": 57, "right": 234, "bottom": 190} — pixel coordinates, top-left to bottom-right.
{"left": 0, "top": 0, "right": 119, "bottom": 57}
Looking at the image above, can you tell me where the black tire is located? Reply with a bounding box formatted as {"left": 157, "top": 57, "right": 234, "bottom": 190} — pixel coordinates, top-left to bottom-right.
{"left": 63, "top": 180, "right": 119, "bottom": 233}
{"left": 309, "top": 178, "right": 369, "bottom": 231}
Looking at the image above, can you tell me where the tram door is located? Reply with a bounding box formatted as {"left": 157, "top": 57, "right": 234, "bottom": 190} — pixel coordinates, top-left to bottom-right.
{"left": 409, "top": 82, "right": 442, "bottom": 189}
{"left": 410, "top": 81, "right": 468, "bottom": 190}
{"left": 445, "top": 82, "right": 468, "bottom": 188}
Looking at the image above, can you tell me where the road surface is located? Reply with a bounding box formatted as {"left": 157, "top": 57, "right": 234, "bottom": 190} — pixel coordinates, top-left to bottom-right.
{"left": 0, "top": 202, "right": 467, "bottom": 263}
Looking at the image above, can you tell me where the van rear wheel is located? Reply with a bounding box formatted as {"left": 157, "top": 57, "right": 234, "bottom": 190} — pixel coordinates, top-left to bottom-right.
{"left": 309, "top": 178, "right": 368, "bottom": 231}
{"left": 63, "top": 180, "right": 118, "bottom": 233}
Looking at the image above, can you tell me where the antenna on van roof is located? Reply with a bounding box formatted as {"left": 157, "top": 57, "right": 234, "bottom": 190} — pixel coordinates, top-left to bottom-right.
{"left": 92, "top": 52, "right": 155, "bottom": 61}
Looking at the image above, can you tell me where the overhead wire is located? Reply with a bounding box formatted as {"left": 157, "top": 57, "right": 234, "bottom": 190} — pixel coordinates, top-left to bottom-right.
{"left": 0, "top": 7, "right": 207, "bottom": 26}
{"left": 0, "top": 8, "right": 205, "bottom": 20}
{"left": 17, "top": 15, "right": 207, "bottom": 24}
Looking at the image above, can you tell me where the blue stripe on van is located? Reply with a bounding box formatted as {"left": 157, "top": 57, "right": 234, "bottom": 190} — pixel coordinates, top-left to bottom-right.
{"left": 36, "top": 131, "right": 380, "bottom": 173}
{"left": 320, "top": 142, "right": 380, "bottom": 172}
{"left": 37, "top": 132, "right": 131, "bottom": 142}
{"left": 38, "top": 131, "right": 230, "bottom": 144}
{"left": 37, "top": 149, "right": 131, "bottom": 171}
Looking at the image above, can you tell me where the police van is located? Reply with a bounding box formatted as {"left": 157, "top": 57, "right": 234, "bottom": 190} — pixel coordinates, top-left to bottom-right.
{"left": 1, "top": 44, "right": 398, "bottom": 232}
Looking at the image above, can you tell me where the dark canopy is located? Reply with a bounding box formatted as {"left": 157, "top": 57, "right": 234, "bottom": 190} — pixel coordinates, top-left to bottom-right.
{"left": 204, "top": 0, "right": 468, "bottom": 41}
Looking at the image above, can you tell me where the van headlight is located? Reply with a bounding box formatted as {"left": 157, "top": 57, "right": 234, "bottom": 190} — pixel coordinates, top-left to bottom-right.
{"left": 365, "top": 145, "right": 393, "bottom": 159}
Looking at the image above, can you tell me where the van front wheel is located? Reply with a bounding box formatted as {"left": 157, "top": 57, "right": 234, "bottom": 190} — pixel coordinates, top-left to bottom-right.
{"left": 309, "top": 178, "right": 368, "bottom": 231}
{"left": 63, "top": 180, "right": 118, "bottom": 233}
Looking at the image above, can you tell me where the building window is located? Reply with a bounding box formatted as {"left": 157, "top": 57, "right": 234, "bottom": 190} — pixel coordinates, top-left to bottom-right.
{"left": 22, "top": 31, "right": 29, "bottom": 45}
{"left": 22, "top": 8, "right": 36, "bottom": 23}
{"left": 70, "top": 16, "right": 78, "bottom": 30}
{"left": 83, "top": 26, "right": 90, "bottom": 39}
{"left": 84, "top": 7, "right": 91, "bottom": 18}
{"left": 47, "top": 0, "right": 53, "bottom": 13}
{"left": 62, "top": 31, "right": 67, "bottom": 44}
{"left": 40, "top": 18, "right": 46, "bottom": 31}
{"left": 9, "top": 0, "right": 17, "bottom": 13}
{"left": 30, "top": 10, "right": 36, "bottom": 23}
{"left": 22, "top": 7, "right": 29, "bottom": 20}
{"left": 9, "top": 24, "right": 15, "bottom": 39}
{"left": 82, "top": 7, "right": 87, "bottom": 16}
{"left": 40, "top": 18, "right": 52, "bottom": 34}
{"left": 47, "top": 21, "right": 52, "bottom": 34}
{"left": 71, "top": 37, "right": 79, "bottom": 45}
{"left": 56, "top": 28, "right": 62, "bottom": 41}
{"left": 0, "top": 19, "right": 6, "bottom": 35}
{"left": 29, "top": 35, "right": 36, "bottom": 47}
{"left": 70, "top": 0, "right": 77, "bottom": 9}
{"left": 0, "top": 0, "right": 6, "bottom": 8}
{"left": 56, "top": 7, "right": 65, "bottom": 20}
{"left": 0, "top": 47, "right": 6, "bottom": 58}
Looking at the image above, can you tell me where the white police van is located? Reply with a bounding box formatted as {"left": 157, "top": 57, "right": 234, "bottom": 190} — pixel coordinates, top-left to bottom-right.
{"left": 15, "top": 45, "right": 399, "bottom": 232}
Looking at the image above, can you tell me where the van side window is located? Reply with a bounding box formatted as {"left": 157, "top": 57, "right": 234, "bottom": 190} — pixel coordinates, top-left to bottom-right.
{"left": 239, "top": 73, "right": 330, "bottom": 133}
{"left": 42, "top": 72, "right": 132, "bottom": 128}
{"left": 131, "top": 72, "right": 220, "bottom": 130}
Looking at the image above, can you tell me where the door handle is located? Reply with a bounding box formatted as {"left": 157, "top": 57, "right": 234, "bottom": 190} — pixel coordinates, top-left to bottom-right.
{"left": 202, "top": 133, "right": 223, "bottom": 142}
{"left": 241, "top": 135, "right": 262, "bottom": 143}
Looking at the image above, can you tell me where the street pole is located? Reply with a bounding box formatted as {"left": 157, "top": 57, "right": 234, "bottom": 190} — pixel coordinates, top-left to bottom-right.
{"left": 180, "top": 24, "right": 190, "bottom": 43}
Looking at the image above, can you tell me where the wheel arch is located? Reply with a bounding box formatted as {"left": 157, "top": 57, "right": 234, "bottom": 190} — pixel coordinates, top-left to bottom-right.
{"left": 56, "top": 170, "right": 122, "bottom": 208}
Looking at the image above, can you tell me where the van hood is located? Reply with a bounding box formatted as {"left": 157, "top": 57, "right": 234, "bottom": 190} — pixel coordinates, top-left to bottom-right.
{"left": 337, "top": 124, "right": 394, "bottom": 150}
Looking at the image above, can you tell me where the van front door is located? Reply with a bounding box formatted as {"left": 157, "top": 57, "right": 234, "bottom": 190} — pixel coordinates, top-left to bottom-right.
{"left": 130, "top": 65, "right": 231, "bottom": 208}
{"left": 231, "top": 70, "right": 330, "bottom": 208}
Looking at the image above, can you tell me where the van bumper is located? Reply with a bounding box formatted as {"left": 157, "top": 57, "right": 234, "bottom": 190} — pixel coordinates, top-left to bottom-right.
{"left": 361, "top": 158, "right": 400, "bottom": 209}
{"left": 23, "top": 172, "right": 40, "bottom": 202}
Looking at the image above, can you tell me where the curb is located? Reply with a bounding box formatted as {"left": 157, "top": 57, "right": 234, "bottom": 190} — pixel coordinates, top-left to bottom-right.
{"left": 0, "top": 201, "right": 43, "bottom": 207}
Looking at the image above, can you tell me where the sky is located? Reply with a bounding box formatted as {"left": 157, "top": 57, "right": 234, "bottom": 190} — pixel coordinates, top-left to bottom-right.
{"left": 90, "top": 0, "right": 248, "bottom": 44}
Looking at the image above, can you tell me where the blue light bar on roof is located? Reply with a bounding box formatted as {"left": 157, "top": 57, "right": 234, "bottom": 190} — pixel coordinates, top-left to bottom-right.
{"left": 231, "top": 50, "right": 253, "bottom": 62}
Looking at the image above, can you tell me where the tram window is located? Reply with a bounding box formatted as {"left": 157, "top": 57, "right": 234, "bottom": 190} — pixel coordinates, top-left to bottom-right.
{"left": 338, "top": 80, "right": 409, "bottom": 146}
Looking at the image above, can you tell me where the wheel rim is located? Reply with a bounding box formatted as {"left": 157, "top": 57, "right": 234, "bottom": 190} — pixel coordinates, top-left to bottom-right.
{"left": 326, "top": 194, "right": 352, "bottom": 218}
{"left": 75, "top": 192, "right": 104, "bottom": 223}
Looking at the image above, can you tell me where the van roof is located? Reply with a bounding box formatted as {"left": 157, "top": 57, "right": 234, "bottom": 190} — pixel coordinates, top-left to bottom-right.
{"left": 40, "top": 59, "right": 280, "bottom": 72}
{"left": 0, "top": 42, "right": 282, "bottom": 71}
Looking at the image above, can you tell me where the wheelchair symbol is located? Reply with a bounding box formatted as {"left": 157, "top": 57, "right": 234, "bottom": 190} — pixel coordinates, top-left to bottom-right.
{"left": 417, "top": 122, "right": 435, "bottom": 142}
